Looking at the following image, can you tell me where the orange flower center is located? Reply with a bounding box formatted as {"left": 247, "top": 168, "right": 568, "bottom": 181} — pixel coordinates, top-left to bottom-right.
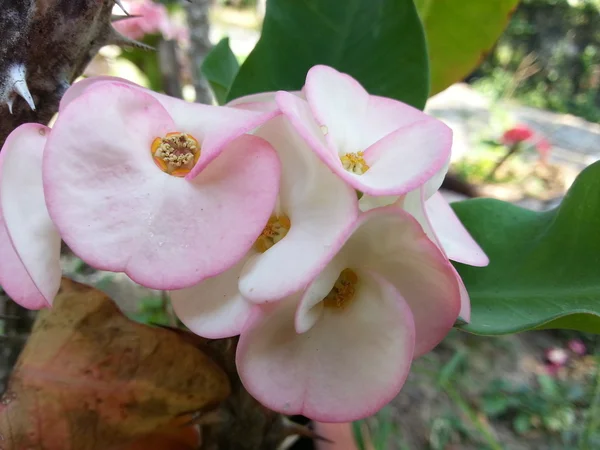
{"left": 323, "top": 269, "right": 359, "bottom": 309}
{"left": 254, "top": 215, "right": 291, "bottom": 253}
{"left": 151, "top": 132, "right": 200, "bottom": 177}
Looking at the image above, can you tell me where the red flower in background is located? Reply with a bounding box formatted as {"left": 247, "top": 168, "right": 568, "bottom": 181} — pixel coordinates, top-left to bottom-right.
{"left": 501, "top": 124, "right": 535, "bottom": 146}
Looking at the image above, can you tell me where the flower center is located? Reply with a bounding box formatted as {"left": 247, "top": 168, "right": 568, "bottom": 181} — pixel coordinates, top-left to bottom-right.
{"left": 254, "top": 215, "right": 291, "bottom": 253}
{"left": 341, "top": 152, "right": 369, "bottom": 175}
{"left": 151, "top": 132, "right": 200, "bottom": 177}
{"left": 323, "top": 269, "right": 359, "bottom": 309}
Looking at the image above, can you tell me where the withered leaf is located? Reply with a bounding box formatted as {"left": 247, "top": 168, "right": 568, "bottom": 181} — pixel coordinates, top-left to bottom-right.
{"left": 121, "top": 417, "right": 201, "bottom": 450}
{"left": 0, "top": 278, "right": 230, "bottom": 449}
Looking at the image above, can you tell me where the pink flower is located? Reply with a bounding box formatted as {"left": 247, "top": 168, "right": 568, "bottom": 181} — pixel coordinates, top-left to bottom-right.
{"left": 275, "top": 66, "right": 452, "bottom": 196}
{"left": 536, "top": 138, "right": 552, "bottom": 163}
{"left": 501, "top": 124, "right": 534, "bottom": 146}
{"left": 236, "top": 207, "right": 461, "bottom": 421}
{"left": 170, "top": 115, "right": 358, "bottom": 337}
{"left": 47, "top": 78, "right": 281, "bottom": 290}
{"left": 113, "top": 0, "right": 177, "bottom": 41}
{"left": 228, "top": 70, "right": 481, "bottom": 324}
{"left": 568, "top": 339, "right": 586, "bottom": 355}
{"left": 0, "top": 124, "right": 61, "bottom": 309}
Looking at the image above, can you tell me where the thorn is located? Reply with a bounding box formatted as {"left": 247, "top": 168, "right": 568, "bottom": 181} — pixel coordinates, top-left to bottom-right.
{"left": 111, "top": 14, "right": 141, "bottom": 22}
{"left": 107, "top": 28, "right": 155, "bottom": 51}
{"left": 7, "top": 64, "right": 35, "bottom": 111}
{"left": 6, "top": 98, "right": 14, "bottom": 114}
{"left": 113, "top": 0, "right": 130, "bottom": 15}
{"left": 14, "top": 81, "right": 36, "bottom": 111}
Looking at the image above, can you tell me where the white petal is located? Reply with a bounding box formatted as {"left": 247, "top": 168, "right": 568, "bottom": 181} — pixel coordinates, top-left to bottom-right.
{"left": 425, "top": 193, "right": 489, "bottom": 267}
{"left": 238, "top": 116, "right": 358, "bottom": 303}
{"left": 358, "top": 194, "right": 399, "bottom": 212}
{"left": 0, "top": 124, "right": 61, "bottom": 304}
{"left": 294, "top": 255, "right": 348, "bottom": 334}
{"left": 0, "top": 211, "right": 47, "bottom": 309}
{"left": 170, "top": 253, "right": 255, "bottom": 338}
{"left": 304, "top": 65, "right": 370, "bottom": 155}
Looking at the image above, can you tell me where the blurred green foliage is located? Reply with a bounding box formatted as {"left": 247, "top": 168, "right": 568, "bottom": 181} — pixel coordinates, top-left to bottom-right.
{"left": 471, "top": 0, "right": 600, "bottom": 122}
{"left": 482, "top": 363, "right": 600, "bottom": 448}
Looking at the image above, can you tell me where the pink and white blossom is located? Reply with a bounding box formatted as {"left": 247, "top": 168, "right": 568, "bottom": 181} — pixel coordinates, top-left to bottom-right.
{"left": 113, "top": 0, "right": 186, "bottom": 41}
{"left": 275, "top": 65, "right": 452, "bottom": 196}
{"left": 45, "top": 79, "right": 281, "bottom": 290}
{"left": 170, "top": 115, "right": 358, "bottom": 337}
{"left": 236, "top": 207, "right": 461, "bottom": 421}
{"left": 0, "top": 124, "right": 61, "bottom": 309}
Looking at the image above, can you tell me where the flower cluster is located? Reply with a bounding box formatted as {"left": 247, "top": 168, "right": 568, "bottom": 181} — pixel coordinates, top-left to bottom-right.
{"left": 0, "top": 66, "right": 488, "bottom": 421}
{"left": 113, "top": 0, "right": 187, "bottom": 42}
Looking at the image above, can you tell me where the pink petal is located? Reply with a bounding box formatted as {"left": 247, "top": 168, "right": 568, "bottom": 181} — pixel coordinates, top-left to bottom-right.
{"left": 0, "top": 124, "right": 61, "bottom": 306}
{"left": 425, "top": 192, "right": 489, "bottom": 267}
{"left": 341, "top": 207, "right": 460, "bottom": 357}
{"left": 304, "top": 65, "right": 370, "bottom": 154}
{"left": 59, "top": 76, "right": 136, "bottom": 112}
{"left": 278, "top": 91, "right": 451, "bottom": 196}
{"left": 304, "top": 65, "right": 452, "bottom": 183}
{"left": 227, "top": 91, "right": 305, "bottom": 112}
{"left": 170, "top": 253, "right": 255, "bottom": 339}
{"left": 237, "top": 271, "right": 415, "bottom": 422}
{"left": 45, "top": 83, "right": 280, "bottom": 290}
{"left": 358, "top": 120, "right": 452, "bottom": 195}
{"left": 145, "top": 93, "right": 278, "bottom": 179}
{"left": 238, "top": 117, "right": 358, "bottom": 303}
{"left": 60, "top": 77, "right": 279, "bottom": 179}
{"left": 226, "top": 92, "right": 280, "bottom": 112}
{"left": 276, "top": 91, "right": 340, "bottom": 166}
{"left": 364, "top": 95, "right": 442, "bottom": 150}
{"left": 359, "top": 192, "right": 472, "bottom": 323}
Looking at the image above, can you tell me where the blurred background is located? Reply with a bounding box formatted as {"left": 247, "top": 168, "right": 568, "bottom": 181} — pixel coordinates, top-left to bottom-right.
{"left": 2, "top": 0, "right": 600, "bottom": 448}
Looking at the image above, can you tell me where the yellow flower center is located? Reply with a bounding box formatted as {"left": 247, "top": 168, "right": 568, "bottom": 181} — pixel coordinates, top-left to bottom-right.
{"left": 323, "top": 269, "right": 359, "bottom": 309}
{"left": 254, "top": 215, "right": 291, "bottom": 253}
{"left": 151, "top": 132, "right": 200, "bottom": 177}
{"left": 341, "top": 152, "right": 369, "bottom": 175}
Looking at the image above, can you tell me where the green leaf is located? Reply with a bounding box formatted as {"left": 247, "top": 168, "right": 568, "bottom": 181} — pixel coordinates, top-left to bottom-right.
{"left": 414, "top": 0, "right": 519, "bottom": 95}
{"left": 537, "top": 375, "right": 559, "bottom": 400}
{"left": 352, "top": 421, "right": 367, "bottom": 450}
{"left": 453, "top": 161, "right": 600, "bottom": 335}
{"left": 201, "top": 38, "right": 240, "bottom": 105}
{"left": 513, "top": 414, "right": 532, "bottom": 435}
{"left": 227, "top": 0, "right": 429, "bottom": 109}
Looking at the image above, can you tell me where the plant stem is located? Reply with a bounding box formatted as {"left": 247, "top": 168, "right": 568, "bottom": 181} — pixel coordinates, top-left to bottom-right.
{"left": 486, "top": 144, "right": 520, "bottom": 181}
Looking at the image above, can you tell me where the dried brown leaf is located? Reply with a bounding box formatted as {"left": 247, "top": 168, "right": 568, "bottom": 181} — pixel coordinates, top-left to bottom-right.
{"left": 0, "top": 278, "right": 230, "bottom": 449}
